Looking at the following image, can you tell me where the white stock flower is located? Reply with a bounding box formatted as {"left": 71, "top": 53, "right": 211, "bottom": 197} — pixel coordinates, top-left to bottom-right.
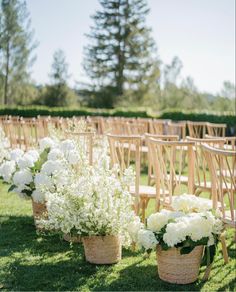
{"left": 13, "top": 169, "right": 33, "bottom": 186}
{"left": 137, "top": 229, "right": 158, "bottom": 250}
{"left": 0, "top": 160, "right": 16, "bottom": 183}
{"left": 67, "top": 150, "right": 80, "bottom": 165}
{"left": 60, "top": 139, "right": 75, "bottom": 153}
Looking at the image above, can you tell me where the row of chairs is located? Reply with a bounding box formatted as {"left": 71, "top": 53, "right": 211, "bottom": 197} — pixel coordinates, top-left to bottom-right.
{"left": 0, "top": 115, "right": 229, "bottom": 150}
{"left": 106, "top": 133, "right": 235, "bottom": 265}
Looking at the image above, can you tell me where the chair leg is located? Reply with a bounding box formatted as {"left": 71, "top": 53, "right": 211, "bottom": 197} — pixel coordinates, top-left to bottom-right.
{"left": 220, "top": 232, "right": 229, "bottom": 264}
{"left": 141, "top": 199, "right": 146, "bottom": 223}
{"left": 202, "top": 264, "right": 212, "bottom": 281}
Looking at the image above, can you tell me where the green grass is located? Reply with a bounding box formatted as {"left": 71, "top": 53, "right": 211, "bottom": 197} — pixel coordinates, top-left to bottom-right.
{"left": 0, "top": 180, "right": 235, "bottom": 291}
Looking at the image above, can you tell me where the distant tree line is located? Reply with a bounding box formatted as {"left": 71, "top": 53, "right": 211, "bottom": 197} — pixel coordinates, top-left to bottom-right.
{"left": 0, "top": 0, "right": 235, "bottom": 112}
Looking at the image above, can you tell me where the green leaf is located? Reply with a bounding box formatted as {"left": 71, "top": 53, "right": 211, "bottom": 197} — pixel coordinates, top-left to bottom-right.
{"left": 8, "top": 185, "right": 17, "bottom": 192}
{"left": 180, "top": 246, "right": 195, "bottom": 255}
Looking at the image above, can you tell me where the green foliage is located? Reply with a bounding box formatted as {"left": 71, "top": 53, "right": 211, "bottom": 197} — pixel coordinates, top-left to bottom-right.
{"left": 0, "top": 0, "right": 37, "bottom": 105}
{"left": 0, "top": 106, "right": 235, "bottom": 135}
{"left": 37, "top": 49, "right": 77, "bottom": 107}
{"left": 82, "top": 0, "right": 160, "bottom": 108}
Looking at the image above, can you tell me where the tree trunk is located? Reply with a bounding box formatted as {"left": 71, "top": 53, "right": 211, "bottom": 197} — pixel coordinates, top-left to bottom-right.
{"left": 4, "top": 40, "right": 10, "bottom": 105}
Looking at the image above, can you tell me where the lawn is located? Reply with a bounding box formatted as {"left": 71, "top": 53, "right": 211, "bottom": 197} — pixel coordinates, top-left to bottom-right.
{"left": 0, "top": 180, "right": 235, "bottom": 291}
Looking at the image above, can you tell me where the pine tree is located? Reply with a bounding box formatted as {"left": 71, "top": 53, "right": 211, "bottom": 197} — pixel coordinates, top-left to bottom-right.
{"left": 0, "top": 0, "right": 37, "bottom": 105}
{"left": 42, "top": 49, "right": 76, "bottom": 107}
{"left": 82, "top": 0, "right": 160, "bottom": 108}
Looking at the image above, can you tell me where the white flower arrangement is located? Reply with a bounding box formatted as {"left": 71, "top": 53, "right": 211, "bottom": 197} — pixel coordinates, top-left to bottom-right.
{"left": 5, "top": 136, "right": 89, "bottom": 203}
{"left": 129, "top": 195, "right": 223, "bottom": 266}
{"left": 171, "top": 194, "right": 212, "bottom": 213}
{"left": 38, "top": 157, "right": 137, "bottom": 246}
{"left": 0, "top": 127, "right": 11, "bottom": 169}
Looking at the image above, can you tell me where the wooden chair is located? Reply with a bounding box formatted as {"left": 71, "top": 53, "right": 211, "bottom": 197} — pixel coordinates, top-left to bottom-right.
{"left": 149, "top": 120, "right": 164, "bottom": 135}
{"left": 148, "top": 138, "right": 195, "bottom": 211}
{"left": 205, "top": 135, "right": 236, "bottom": 151}
{"left": 167, "top": 121, "right": 186, "bottom": 140}
{"left": 145, "top": 134, "right": 179, "bottom": 186}
{"left": 187, "top": 137, "right": 226, "bottom": 196}
{"left": 127, "top": 122, "right": 146, "bottom": 136}
{"left": 107, "top": 134, "right": 156, "bottom": 222}
{"left": 22, "top": 118, "right": 39, "bottom": 150}
{"left": 202, "top": 143, "right": 236, "bottom": 264}
{"left": 2, "top": 120, "right": 25, "bottom": 149}
{"left": 207, "top": 122, "right": 226, "bottom": 137}
{"left": 187, "top": 121, "right": 207, "bottom": 138}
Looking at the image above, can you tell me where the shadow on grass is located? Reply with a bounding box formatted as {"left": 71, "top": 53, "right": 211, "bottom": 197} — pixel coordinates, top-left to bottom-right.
{"left": 0, "top": 215, "right": 235, "bottom": 291}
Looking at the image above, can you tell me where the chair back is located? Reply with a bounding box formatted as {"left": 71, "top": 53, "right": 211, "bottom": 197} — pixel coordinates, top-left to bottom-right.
{"left": 202, "top": 144, "right": 236, "bottom": 225}
{"left": 148, "top": 138, "right": 195, "bottom": 208}
{"left": 207, "top": 122, "right": 226, "bottom": 137}
{"left": 187, "top": 137, "right": 226, "bottom": 192}
{"left": 149, "top": 120, "right": 164, "bottom": 135}
{"left": 107, "top": 134, "right": 141, "bottom": 209}
{"left": 145, "top": 134, "right": 179, "bottom": 185}
{"left": 187, "top": 121, "right": 207, "bottom": 138}
{"left": 167, "top": 121, "right": 186, "bottom": 140}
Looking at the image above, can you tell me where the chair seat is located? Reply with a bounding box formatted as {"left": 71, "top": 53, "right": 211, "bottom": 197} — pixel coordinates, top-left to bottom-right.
{"left": 196, "top": 181, "right": 235, "bottom": 191}
{"left": 129, "top": 185, "right": 169, "bottom": 198}
{"left": 166, "top": 174, "right": 188, "bottom": 184}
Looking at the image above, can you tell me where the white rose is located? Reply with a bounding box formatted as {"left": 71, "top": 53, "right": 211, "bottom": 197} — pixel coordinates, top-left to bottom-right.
{"left": 13, "top": 169, "right": 33, "bottom": 186}
{"left": 10, "top": 148, "right": 24, "bottom": 162}
{"left": 0, "top": 160, "right": 16, "bottom": 183}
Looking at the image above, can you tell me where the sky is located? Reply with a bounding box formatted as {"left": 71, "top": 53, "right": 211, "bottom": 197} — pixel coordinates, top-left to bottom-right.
{"left": 26, "top": 0, "right": 235, "bottom": 95}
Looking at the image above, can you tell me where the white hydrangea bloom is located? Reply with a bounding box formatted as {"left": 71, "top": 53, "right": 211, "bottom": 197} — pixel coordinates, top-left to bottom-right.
{"left": 0, "top": 160, "right": 16, "bottom": 183}
{"left": 41, "top": 160, "right": 64, "bottom": 175}
{"left": 137, "top": 229, "right": 158, "bottom": 250}
{"left": 10, "top": 148, "right": 24, "bottom": 162}
{"left": 13, "top": 169, "right": 33, "bottom": 186}
{"left": 39, "top": 137, "right": 55, "bottom": 152}
{"left": 32, "top": 189, "right": 45, "bottom": 203}
{"left": 171, "top": 194, "right": 212, "bottom": 213}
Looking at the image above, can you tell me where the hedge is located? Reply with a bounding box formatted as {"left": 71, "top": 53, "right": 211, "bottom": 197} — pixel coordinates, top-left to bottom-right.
{"left": 0, "top": 106, "right": 235, "bottom": 135}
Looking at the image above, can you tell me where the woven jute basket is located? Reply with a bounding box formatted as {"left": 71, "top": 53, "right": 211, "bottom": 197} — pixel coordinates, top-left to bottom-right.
{"left": 156, "top": 245, "right": 204, "bottom": 284}
{"left": 82, "top": 235, "right": 121, "bottom": 264}
{"left": 63, "top": 233, "right": 82, "bottom": 243}
{"left": 31, "top": 199, "right": 47, "bottom": 229}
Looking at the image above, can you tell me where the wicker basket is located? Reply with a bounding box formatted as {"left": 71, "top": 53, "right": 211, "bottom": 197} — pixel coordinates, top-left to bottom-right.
{"left": 156, "top": 245, "right": 204, "bottom": 284}
{"left": 63, "top": 233, "right": 82, "bottom": 243}
{"left": 31, "top": 199, "right": 47, "bottom": 228}
{"left": 82, "top": 235, "right": 121, "bottom": 264}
